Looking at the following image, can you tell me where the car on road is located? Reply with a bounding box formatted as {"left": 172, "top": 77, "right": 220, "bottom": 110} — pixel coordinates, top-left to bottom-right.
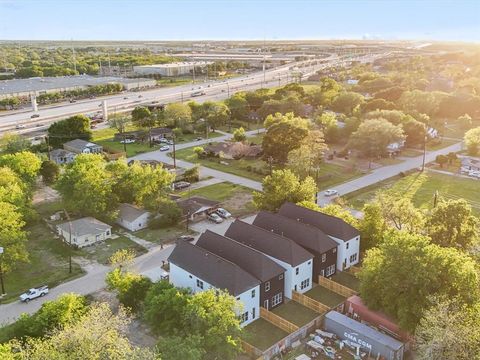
{"left": 30, "top": 114, "right": 40, "bottom": 118}
{"left": 19, "top": 286, "right": 49, "bottom": 303}
{"left": 69, "top": 99, "right": 76, "bottom": 103}
{"left": 207, "top": 212, "right": 224, "bottom": 224}
{"left": 160, "top": 145, "right": 170, "bottom": 151}
{"left": 178, "top": 235, "right": 195, "bottom": 242}
{"left": 216, "top": 208, "right": 232, "bottom": 219}
{"left": 324, "top": 189, "right": 338, "bottom": 197}
{"left": 173, "top": 181, "right": 191, "bottom": 190}
{"left": 15, "top": 124, "right": 26, "bottom": 129}
{"left": 123, "top": 97, "right": 128, "bottom": 100}
{"left": 120, "top": 138, "right": 135, "bottom": 144}
{"left": 138, "top": 95, "right": 143, "bottom": 98}
{"left": 195, "top": 137, "right": 203, "bottom": 141}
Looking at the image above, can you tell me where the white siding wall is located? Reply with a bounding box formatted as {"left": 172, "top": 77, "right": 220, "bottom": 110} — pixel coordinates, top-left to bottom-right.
{"left": 261, "top": 255, "right": 313, "bottom": 298}
{"left": 117, "top": 212, "right": 150, "bottom": 232}
{"left": 329, "top": 235, "right": 360, "bottom": 271}
{"left": 57, "top": 228, "right": 112, "bottom": 248}
{"left": 169, "top": 263, "right": 260, "bottom": 327}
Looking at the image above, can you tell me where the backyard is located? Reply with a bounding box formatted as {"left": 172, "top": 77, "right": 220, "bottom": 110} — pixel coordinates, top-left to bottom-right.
{"left": 331, "top": 271, "right": 360, "bottom": 292}
{"left": 77, "top": 236, "right": 147, "bottom": 265}
{"left": 305, "top": 285, "right": 346, "bottom": 308}
{"left": 134, "top": 225, "right": 194, "bottom": 245}
{"left": 271, "top": 300, "right": 319, "bottom": 327}
{"left": 242, "top": 318, "right": 288, "bottom": 351}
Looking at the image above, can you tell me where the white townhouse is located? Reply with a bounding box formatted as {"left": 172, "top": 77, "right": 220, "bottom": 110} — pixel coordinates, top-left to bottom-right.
{"left": 168, "top": 240, "right": 261, "bottom": 327}
{"left": 225, "top": 220, "right": 314, "bottom": 298}
{"left": 279, "top": 202, "right": 360, "bottom": 271}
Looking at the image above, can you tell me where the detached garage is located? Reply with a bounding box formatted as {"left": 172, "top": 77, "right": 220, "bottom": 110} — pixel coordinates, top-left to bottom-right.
{"left": 116, "top": 203, "right": 150, "bottom": 232}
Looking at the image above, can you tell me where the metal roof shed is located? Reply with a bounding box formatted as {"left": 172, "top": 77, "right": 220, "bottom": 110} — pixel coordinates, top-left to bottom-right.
{"left": 324, "top": 311, "right": 404, "bottom": 360}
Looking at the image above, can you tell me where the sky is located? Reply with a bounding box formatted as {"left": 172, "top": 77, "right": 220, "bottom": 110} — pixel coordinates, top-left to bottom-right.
{"left": 0, "top": 0, "right": 479, "bottom": 42}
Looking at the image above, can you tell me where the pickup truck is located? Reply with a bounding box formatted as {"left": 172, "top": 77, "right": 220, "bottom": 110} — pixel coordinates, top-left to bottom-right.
{"left": 19, "top": 286, "right": 49, "bottom": 303}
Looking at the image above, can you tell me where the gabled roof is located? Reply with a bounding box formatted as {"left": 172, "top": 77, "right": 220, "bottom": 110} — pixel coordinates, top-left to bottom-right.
{"left": 253, "top": 211, "right": 338, "bottom": 254}
{"left": 168, "top": 240, "right": 260, "bottom": 296}
{"left": 278, "top": 202, "right": 360, "bottom": 241}
{"left": 57, "top": 217, "right": 111, "bottom": 237}
{"left": 176, "top": 196, "right": 219, "bottom": 215}
{"left": 50, "top": 149, "right": 76, "bottom": 158}
{"left": 63, "top": 139, "right": 101, "bottom": 151}
{"left": 196, "top": 230, "right": 285, "bottom": 282}
{"left": 118, "top": 203, "right": 149, "bottom": 223}
{"left": 224, "top": 220, "right": 313, "bottom": 267}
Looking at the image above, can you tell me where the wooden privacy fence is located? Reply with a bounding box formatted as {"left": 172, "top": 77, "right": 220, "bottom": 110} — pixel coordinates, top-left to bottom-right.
{"left": 292, "top": 291, "right": 330, "bottom": 314}
{"left": 349, "top": 265, "right": 362, "bottom": 275}
{"left": 318, "top": 276, "right": 357, "bottom": 298}
{"left": 260, "top": 307, "right": 299, "bottom": 333}
{"left": 240, "top": 339, "right": 263, "bottom": 359}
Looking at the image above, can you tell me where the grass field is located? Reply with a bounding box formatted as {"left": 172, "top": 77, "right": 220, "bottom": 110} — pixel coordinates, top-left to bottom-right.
{"left": 96, "top": 138, "right": 159, "bottom": 157}
{"left": 242, "top": 318, "right": 288, "bottom": 351}
{"left": 306, "top": 285, "right": 346, "bottom": 308}
{"left": 343, "top": 171, "right": 480, "bottom": 215}
{"left": 316, "top": 163, "right": 365, "bottom": 189}
{"left": 135, "top": 225, "right": 194, "bottom": 244}
{"left": 77, "top": 236, "right": 147, "bottom": 265}
{"left": 331, "top": 271, "right": 360, "bottom": 292}
{"left": 271, "top": 300, "right": 319, "bottom": 327}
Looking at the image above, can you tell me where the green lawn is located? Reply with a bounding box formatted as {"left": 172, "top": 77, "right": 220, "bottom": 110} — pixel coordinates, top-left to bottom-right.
{"left": 344, "top": 171, "right": 480, "bottom": 215}
{"left": 316, "top": 163, "right": 364, "bottom": 189}
{"left": 1, "top": 221, "right": 84, "bottom": 304}
{"left": 77, "top": 236, "right": 147, "bottom": 265}
{"left": 95, "top": 138, "right": 159, "bottom": 157}
{"left": 180, "top": 182, "right": 255, "bottom": 216}
{"left": 271, "top": 300, "right": 319, "bottom": 327}
{"left": 426, "top": 138, "right": 458, "bottom": 151}
{"left": 306, "top": 285, "right": 346, "bottom": 308}
{"left": 135, "top": 225, "right": 194, "bottom": 244}
{"left": 331, "top": 271, "right": 360, "bottom": 292}
{"left": 174, "top": 131, "right": 223, "bottom": 144}
{"left": 242, "top": 318, "right": 288, "bottom": 351}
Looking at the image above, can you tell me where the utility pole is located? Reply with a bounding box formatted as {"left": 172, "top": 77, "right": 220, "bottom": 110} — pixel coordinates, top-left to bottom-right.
{"left": 421, "top": 133, "right": 427, "bottom": 171}
{"left": 172, "top": 133, "right": 177, "bottom": 169}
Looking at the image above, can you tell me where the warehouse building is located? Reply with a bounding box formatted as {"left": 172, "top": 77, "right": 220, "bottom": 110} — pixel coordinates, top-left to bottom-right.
{"left": 133, "top": 61, "right": 213, "bottom": 77}
{"left": 0, "top": 75, "right": 156, "bottom": 99}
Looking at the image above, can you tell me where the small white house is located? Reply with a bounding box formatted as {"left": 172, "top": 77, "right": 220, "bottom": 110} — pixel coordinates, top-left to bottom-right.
{"left": 116, "top": 203, "right": 150, "bottom": 232}
{"left": 56, "top": 217, "right": 112, "bottom": 248}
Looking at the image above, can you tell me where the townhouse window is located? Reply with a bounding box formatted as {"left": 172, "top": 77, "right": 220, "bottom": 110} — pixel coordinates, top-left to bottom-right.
{"left": 326, "top": 264, "right": 335, "bottom": 277}
{"left": 239, "top": 311, "right": 249, "bottom": 323}
{"left": 279, "top": 274, "right": 284, "bottom": 280}
{"left": 350, "top": 253, "right": 357, "bottom": 263}
{"left": 189, "top": 275, "right": 193, "bottom": 279}
{"left": 236, "top": 297, "right": 240, "bottom": 301}
{"left": 196, "top": 279, "right": 204, "bottom": 289}
{"left": 251, "top": 289, "right": 256, "bottom": 298}
{"left": 346, "top": 242, "right": 349, "bottom": 249}
{"left": 295, "top": 267, "right": 299, "bottom": 275}
{"left": 321, "top": 253, "right": 326, "bottom": 263}
{"left": 265, "top": 282, "right": 271, "bottom": 292}
{"left": 300, "top": 279, "right": 310, "bottom": 290}
{"left": 252, "top": 307, "right": 256, "bottom": 319}
{"left": 308, "top": 261, "right": 312, "bottom": 265}
{"left": 272, "top": 292, "right": 283, "bottom": 307}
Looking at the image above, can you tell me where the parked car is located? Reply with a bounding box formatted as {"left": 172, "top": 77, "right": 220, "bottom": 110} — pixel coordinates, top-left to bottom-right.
{"left": 195, "top": 137, "right": 203, "bottom": 141}
{"left": 324, "top": 189, "right": 338, "bottom": 197}
{"left": 173, "top": 181, "right": 191, "bottom": 190}
{"left": 69, "top": 99, "right": 76, "bottom": 103}
{"left": 120, "top": 138, "right": 135, "bottom": 144}
{"left": 178, "top": 235, "right": 195, "bottom": 242}
{"left": 216, "top": 208, "right": 232, "bottom": 219}
{"left": 207, "top": 212, "right": 224, "bottom": 224}
{"left": 30, "top": 114, "right": 40, "bottom": 118}
{"left": 165, "top": 139, "right": 174, "bottom": 145}
{"left": 160, "top": 145, "right": 170, "bottom": 151}
{"left": 19, "top": 286, "right": 49, "bottom": 303}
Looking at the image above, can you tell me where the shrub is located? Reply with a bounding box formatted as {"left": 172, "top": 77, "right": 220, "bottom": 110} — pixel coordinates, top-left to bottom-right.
{"left": 150, "top": 199, "right": 182, "bottom": 228}
{"left": 183, "top": 165, "right": 200, "bottom": 183}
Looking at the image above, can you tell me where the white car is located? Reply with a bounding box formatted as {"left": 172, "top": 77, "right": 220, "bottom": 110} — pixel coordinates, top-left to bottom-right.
{"left": 207, "top": 213, "right": 224, "bottom": 224}
{"left": 120, "top": 139, "right": 135, "bottom": 144}
{"left": 324, "top": 189, "right": 338, "bottom": 197}
{"left": 160, "top": 145, "right": 170, "bottom": 151}
{"left": 216, "top": 208, "right": 232, "bottom": 219}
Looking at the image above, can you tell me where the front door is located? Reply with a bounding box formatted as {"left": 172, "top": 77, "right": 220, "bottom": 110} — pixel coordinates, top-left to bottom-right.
{"left": 264, "top": 299, "right": 269, "bottom": 310}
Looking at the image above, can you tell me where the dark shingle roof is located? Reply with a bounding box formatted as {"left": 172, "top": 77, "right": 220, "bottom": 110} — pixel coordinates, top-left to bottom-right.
{"left": 253, "top": 211, "right": 338, "bottom": 254}
{"left": 279, "top": 202, "right": 360, "bottom": 241}
{"left": 224, "top": 220, "right": 313, "bottom": 267}
{"left": 168, "top": 240, "right": 260, "bottom": 296}
{"left": 176, "top": 196, "right": 219, "bottom": 216}
{"left": 196, "top": 230, "right": 285, "bottom": 282}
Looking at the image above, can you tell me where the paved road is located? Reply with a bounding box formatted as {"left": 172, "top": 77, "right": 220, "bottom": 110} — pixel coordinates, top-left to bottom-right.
{"left": 317, "top": 141, "right": 463, "bottom": 205}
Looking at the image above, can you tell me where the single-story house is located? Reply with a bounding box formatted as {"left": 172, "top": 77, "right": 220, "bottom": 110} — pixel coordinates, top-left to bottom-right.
{"left": 128, "top": 159, "right": 185, "bottom": 177}
{"left": 461, "top": 156, "right": 480, "bottom": 172}
{"left": 49, "top": 149, "right": 76, "bottom": 165}
{"left": 116, "top": 203, "right": 150, "bottom": 232}
{"left": 113, "top": 129, "right": 146, "bottom": 142}
{"left": 204, "top": 141, "right": 262, "bottom": 160}
{"left": 150, "top": 127, "right": 173, "bottom": 142}
{"left": 386, "top": 140, "right": 405, "bottom": 155}
{"left": 176, "top": 196, "right": 219, "bottom": 222}
{"left": 63, "top": 139, "right": 103, "bottom": 154}
{"left": 56, "top": 217, "right": 112, "bottom": 248}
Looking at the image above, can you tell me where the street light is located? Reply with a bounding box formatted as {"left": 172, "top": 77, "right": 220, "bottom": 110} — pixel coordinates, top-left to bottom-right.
{"left": 0, "top": 246, "right": 5, "bottom": 296}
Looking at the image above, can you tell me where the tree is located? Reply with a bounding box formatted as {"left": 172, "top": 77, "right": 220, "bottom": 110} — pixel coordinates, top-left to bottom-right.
{"left": 157, "top": 335, "right": 205, "bottom": 360}
{"left": 203, "top": 102, "right": 230, "bottom": 130}
{"left": 56, "top": 154, "right": 118, "bottom": 220}
{"left": 361, "top": 98, "right": 395, "bottom": 112}
{"left": 0, "top": 133, "right": 31, "bottom": 154}
{"left": 415, "top": 299, "right": 480, "bottom": 360}
{"left": 232, "top": 127, "right": 246, "bottom": 142}
{"left": 164, "top": 103, "right": 192, "bottom": 129}
{"left": 225, "top": 93, "right": 249, "bottom": 121}
{"left": 185, "top": 290, "right": 243, "bottom": 359}
{"left": 253, "top": 169, "right": 317, "bottom": 211}
{"left": 183, "top": 165, "right": 200, "bottom": 183}
{"left": 348, "top": 118, "right": 405, "bottom": 159}
{"left": 435, "top": 154, "right": 448, "bottom": 168}
{"left": 359, "top": 231, "right": 479, "bottom": 331}
{"left": 108, "top": 116, "right": 130, "bottom": 134}
{"left": 193, "top": 146, "right": 204, "bottom": 158}
{"left": 403, "top": 118, "right": 427, "bottom": 147}
{"left": 0, "top": 151, "right": 42, "bottom": 184}
{"left": 287, "top": 130, "right": 328, "bottom": 178}
{"left": 245, "top": 89, "right": 270, "bottom": 111}
{"left": 427, "top": 199, "right": 479, "bottom": 250}
{"left": 364, "top": 109, "right": 413, "bottom": 125}
{"left": 0, "top": 202, "right": 28, "bottom": 274}
{"left": 315, "top": 111, "right": 340, "bottom": 143}
{"left": 359, "top": 202, "right": 387, "bottom": 251}
{"left": 398, "top": 90, "right": 441, "bottom": 117}
{"left": 457, "top": 113, "right": 472, "bottom": 129}
{"left": 375, "top": 193, "right": 425, "bottom": 233}
{"left": 464, "top": 127, "right": 480, "bottom": 155}
{"left": 0, "top": 166, "right": 30, "bottom": 211}
{"left": 262, "top": 112, "right": 309, "bottom": 164}
{"left": 149, "top": 198, "right": 182, "bottom": 228}
{"left": 39, "top": 160, "right": 60, "bottom": 185}
{"left": 4, "top": 303, "right": 156, "bottom": 359}
{"left": 131, "top": 106, "right": 153, "bottom": 128}
{"left": 331, "top": 91, "right": 364, "bottom": 115}
{"left": 106, "top": 269, "right": 152, "bottom": 312}
{"left": 47, "top": 114, "right": 92, "bottom": 148}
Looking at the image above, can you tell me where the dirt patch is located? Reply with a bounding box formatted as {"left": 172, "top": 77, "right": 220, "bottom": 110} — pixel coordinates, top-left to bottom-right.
{"left": 33, "top": 183, "right": 60, "bottom": 205}
{"left": 223, "top": 191, "right": 254, "bottom": 216}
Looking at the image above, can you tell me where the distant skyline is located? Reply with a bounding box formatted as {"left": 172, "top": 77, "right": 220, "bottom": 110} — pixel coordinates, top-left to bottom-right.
{"left": 0, "top": 0, "right": 479, "bottom": 42}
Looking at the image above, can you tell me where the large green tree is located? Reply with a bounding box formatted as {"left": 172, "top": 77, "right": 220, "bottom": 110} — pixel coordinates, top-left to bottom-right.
{"left": 47, "top": 115, "right": 92, "bottom": 148}
{"left": 287, "top": 130, "right": 328, "bottom": 178}
{"left": 0, "top": 151, "right": 42, "bottom": 184}
{"left": 164, "top": 102, "right": 192, "bottom": 129}
{"left": 225, "top": 93, "right": 249, "bottom": 121}
{"left": 254, "top": 169, "right": 317, "bottom": 211}
{"left": 464, "top": 127, "right": 480, "bottom": 155}
{"left": 0, "top": 201, "right": 28, "bottom": 274}
{"left": 203, "top": 101, "right": 230, "bottom": 131}
{"left": 131, "top": 106, "right": 153, "bottom": 128}
{"left": 359, "top": 231, "right": 479, "bottom": 332}
{"left": 331, "top": 91, "right": 364, "bottom": 115}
